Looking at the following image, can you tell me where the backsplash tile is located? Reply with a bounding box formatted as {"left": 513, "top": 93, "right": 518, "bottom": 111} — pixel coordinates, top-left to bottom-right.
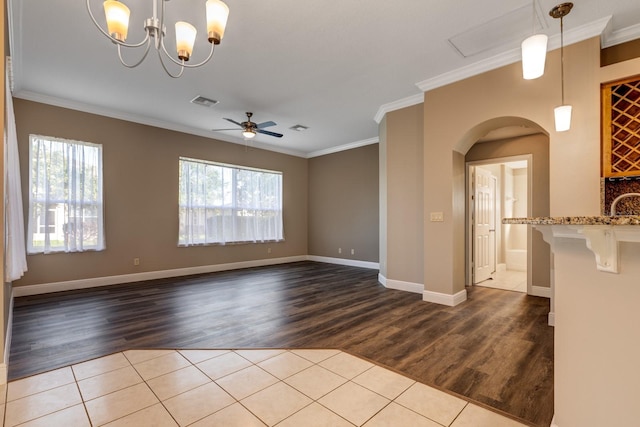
{"left": 602, "top": 176, "right": 640, "bottom": 215}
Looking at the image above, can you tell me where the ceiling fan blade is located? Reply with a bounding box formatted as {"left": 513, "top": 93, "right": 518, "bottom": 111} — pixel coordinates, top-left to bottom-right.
{"left": 211, "top": 128, "right": 242, "bottom": 131}
{"left": 257, "top": 129, "right": 283, "bottom": 138}
{"left": 256, "top": 121, "right": 277, "bottom": 129}
{"left": 223, "top": 118, "right": 243, "bottom": 127}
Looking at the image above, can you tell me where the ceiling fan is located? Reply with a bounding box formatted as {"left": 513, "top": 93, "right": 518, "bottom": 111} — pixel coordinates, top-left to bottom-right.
{"left": 212, "top": 112, "right": 283, "bottom": 139}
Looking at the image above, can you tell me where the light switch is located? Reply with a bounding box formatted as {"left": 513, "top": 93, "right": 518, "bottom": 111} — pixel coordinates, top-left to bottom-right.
{"left": 430, "top": 212, "right": 444, "bottom": 222}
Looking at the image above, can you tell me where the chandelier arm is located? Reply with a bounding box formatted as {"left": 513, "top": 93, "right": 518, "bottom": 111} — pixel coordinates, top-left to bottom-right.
{"left": 117, "top": 39, "right": 153, "bottom": 69}
{"left": 86, "top": 0, "right": 151, "bottom": 48}
{"left": 156, "top": 48, "right": 185, "bottom": 79}
{"left": 159, "top": 38, "right": 216, "bottom": 69}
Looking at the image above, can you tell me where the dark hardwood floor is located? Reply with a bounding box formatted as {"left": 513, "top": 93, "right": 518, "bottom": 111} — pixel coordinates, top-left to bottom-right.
{"left": 9, "top": 261, "right": 553, "bottom": 426}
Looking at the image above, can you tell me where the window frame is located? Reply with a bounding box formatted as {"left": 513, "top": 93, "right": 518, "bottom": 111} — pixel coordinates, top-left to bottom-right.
{"left": 178, "top": 157, "right": 284, "bottom": 246}
{"left": 27, "top": 134, "right": 105, "bottom": 254}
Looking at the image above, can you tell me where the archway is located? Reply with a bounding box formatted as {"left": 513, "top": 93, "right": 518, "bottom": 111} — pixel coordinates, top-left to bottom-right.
{"left": 459, "top": 117, "right": 551, "bottom": 302}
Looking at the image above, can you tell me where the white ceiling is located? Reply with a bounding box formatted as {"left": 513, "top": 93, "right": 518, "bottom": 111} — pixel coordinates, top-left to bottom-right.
{"left": 8, "top": 0, "right": 640, "bottom": 158}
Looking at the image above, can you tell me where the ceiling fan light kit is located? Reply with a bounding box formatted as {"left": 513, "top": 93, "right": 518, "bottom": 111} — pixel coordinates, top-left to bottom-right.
{"left": 242, "top": 129, "right": 257, "bottom": 139}
{"left": 88, "top": 0, "right": 229, "bottom": 78}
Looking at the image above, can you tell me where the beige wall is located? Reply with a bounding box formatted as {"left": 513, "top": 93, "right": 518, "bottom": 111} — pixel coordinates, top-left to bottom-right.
{"left": 421, "top": 37, "right": 602, "bottom": 297}
{"left": 380, "top": 104, "right": 424, "bottom": 285}
{"left": 13, "top": 100, "right": 309, "bottom": 287}
{"left": 466, "top": 134, "right": 551, "bottom": 287}
{"left": 308, "top": 144, "right": 379, "bottom": 262}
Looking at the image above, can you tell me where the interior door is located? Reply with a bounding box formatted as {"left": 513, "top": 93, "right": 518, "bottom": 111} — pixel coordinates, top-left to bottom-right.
{"left": 473, "top": 167, "right": 496, "bottom": 284}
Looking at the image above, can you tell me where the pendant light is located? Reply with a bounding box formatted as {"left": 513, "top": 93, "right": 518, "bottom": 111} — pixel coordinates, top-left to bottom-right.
{"left": 521, "top": 1, "right": 548, "bottom": 80}
{"left": 550, "top": 3, "right": 573, "bottom": 132}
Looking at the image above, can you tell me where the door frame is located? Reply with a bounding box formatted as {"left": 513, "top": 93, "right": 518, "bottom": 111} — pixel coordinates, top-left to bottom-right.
{"left": 466, "top": 154, "right": 533, "bottom": 293}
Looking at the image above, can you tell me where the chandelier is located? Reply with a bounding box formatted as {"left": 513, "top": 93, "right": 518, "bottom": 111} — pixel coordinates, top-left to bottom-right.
{"left": 86, "top": 0, "right": 230, "bottom": 78}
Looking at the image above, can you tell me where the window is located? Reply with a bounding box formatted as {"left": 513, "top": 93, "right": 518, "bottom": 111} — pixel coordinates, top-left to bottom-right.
{"left": 28, "top": 135, "right": 105, "bottom": 254}
{"left": 179, "top": 157, "right": 283, "bottom": 245}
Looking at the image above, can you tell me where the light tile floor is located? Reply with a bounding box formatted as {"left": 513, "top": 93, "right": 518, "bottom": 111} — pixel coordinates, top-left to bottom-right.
{"left": 3, "top": 349, "right": 528, "bottom": 426}
{"left": 477, "top": 269, "right": 527, "bottom": 293}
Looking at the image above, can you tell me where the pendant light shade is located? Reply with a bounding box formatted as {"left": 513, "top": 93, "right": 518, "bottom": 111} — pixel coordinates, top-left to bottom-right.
{"left": 521, "top": 34, "right": 548, "bottom": 80}
{"left": 554, "top": 105, "right": 572, "bottom": 132}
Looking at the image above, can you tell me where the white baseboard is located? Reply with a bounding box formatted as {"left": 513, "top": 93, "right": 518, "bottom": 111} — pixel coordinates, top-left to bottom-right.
{"left": 531, "top": 285, "right": 552, "bottom": 298}
{"left": 548, "top": 312, "right": 555, "bottom": 327}
{"left": 550, "top": 415, "right": 558, "bottom": 427}
{"left": 423, "top": 289, "right": 467, "bottom": 306}
{"left": 13, "top": 256, "right": 308, "bottom": 297}
{"left": 306, "top": 256, "right": 379, "bottom": 270}
{"left": 378, "top": 274, "right": 423, "bottom": 294}
{"left": 496, "top": 263, "right": 507, "bottom": 272}
{"left": 377, "top": 273, "right": 387, "bottom": 286}
{"left": 1, "top": 288, "right": 14, "bottom": 385}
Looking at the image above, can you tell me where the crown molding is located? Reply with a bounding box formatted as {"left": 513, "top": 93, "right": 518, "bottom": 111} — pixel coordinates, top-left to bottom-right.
{"left": 13, "top": 90, "right": 309, "bottom": 158}
{"left": 416, "top": 48, "right": 522, "bottom": 93}
{"left": 306, "top": 137, "right": 379, "bottom": 159}
{"left": 602, "top": 21, "right": 640, "bottom": 48}
{"left": 374, "top": 16, "right": 617, "bottom": 123}
{"left": 14, "top": 90, "right": 380, "bottom": 160}
{"left": 373, "top": 94, "right": 424, "bottom": 124}
{"left": 416, "top": 16, "right": 612, "bottom": 94}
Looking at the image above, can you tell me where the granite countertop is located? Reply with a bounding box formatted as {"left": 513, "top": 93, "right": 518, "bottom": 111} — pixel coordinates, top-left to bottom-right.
{"left": 502, "top": 216, "right": 640, "bottom": 225}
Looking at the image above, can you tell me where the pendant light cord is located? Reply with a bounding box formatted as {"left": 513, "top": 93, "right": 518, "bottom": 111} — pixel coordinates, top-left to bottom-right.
{"left": 560, "top": 16, "right": 565, "bottom": 105}
{"left": 532, "top": 1, "right": 536, "bottom": 34}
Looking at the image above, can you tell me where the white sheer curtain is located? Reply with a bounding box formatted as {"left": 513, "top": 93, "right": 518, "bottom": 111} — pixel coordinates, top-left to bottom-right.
{"left": 5, "top": 62, "right": 28, "bottom": 281}
{"left": 27, "top": 136, "right": 104, "bottom": 254}
{"left": 179, "top": 158, "right": 283, "bottom": 245}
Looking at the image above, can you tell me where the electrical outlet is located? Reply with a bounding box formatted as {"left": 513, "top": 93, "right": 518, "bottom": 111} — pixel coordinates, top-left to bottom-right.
{"left": 133, "top": 258, "right": 140, "bottom": 266}
{"left": 338, "top": 248, "right": 342, "bottom": 254}
{"left": 267, "top": 247, "right": 272, "bottom": 254}
{"left": 351, "top": 249, "right": 355, "bottom": 255}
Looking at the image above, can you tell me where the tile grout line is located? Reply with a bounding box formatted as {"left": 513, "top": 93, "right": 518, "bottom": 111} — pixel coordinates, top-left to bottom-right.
{"left": 3, "top": 349, "right": 528, "bottom": 427}
{"left": 447, "top": 402, "right": 470, "bottom": 427}
{"left": 73, "top": 364, "right": 94, "bottom": 427}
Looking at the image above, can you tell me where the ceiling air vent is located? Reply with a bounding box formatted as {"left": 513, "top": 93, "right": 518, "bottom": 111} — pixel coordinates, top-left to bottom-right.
{"left": 190, "top": 96, "right": 219, "bottom": 108}
{"left": 289, "top": 125, "right": 308, "bottom": 132}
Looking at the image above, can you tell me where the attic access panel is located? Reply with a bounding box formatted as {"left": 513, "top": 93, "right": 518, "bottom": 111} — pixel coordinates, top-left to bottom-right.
{"left": 602, "top": 75, "right": 640, "bottom": 177}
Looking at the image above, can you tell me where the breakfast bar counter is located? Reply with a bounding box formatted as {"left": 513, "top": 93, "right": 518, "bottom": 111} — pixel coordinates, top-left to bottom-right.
{"left": 504, "top": 217, "right": 640, "bottom": 427}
